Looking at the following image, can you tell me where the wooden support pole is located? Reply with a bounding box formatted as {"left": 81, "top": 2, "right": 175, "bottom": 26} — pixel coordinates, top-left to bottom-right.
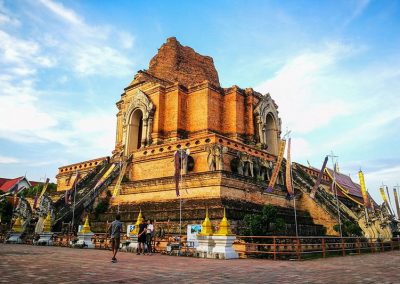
{"left": 296, "top": 238, "right": 301, "bottom": 260}
{"left": 341, "top": 238, "right": 345, "bottom": 256}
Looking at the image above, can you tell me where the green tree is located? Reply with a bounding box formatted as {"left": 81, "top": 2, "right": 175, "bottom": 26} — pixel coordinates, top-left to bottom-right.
{"left": 0, "top": 198, "right": 13, "bottom": 224}
{"left": 333, "top": 221, "right": 363, "bottom": 237}
{"left": 241, "top": 205, "right": 286, "bottom": 236}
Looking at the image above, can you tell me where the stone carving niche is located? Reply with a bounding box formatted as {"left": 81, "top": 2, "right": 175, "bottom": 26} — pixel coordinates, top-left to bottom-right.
{"left": 122, "top": 90, "right": 155, "bottom": 155}
{"left": 254, "top": 94, "right": 281, "bottom": 156}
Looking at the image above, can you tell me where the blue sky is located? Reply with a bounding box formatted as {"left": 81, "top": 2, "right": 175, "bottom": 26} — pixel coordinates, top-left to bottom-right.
{"left": 0, "top": 0, "right": 399, "bottom": 207}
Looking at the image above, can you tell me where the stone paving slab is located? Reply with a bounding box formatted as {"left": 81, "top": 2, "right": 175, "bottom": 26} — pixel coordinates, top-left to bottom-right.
{"left": 0, "top": 244, "right": 399, "bottom": 283}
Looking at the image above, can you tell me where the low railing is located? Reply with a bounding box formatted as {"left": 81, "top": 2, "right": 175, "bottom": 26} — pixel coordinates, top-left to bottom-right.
{"left": 234, "top": 236, "right": 400, "bottom": 260}
{"left": 4, "top": 233, "right": 399, "bottom": 261}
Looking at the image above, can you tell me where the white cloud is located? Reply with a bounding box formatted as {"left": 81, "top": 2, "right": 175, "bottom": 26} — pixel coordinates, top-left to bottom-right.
{"left": 118, "top": 31, "right": 135, "bottom": 49}
{"left": 38, "top": 0, "right": 83, "bottom": 26}
{"left": 344, "top": 0, "right": 371, "bottom": 27}
{"left": 364, "top": 166, "right": 400, "bottom": 206}
{"left": 0, "top": 0, "right": 20, "bottom": 27}
{"left": 74, "top": 46, "right": 132, "bottom": 76}
{"left": 290, "top": 137, "right": 312, "bottom": 160}
{"left": 32, "top": 0, "right": 135, "bottom": 78}
{"left": 329, "top": 110, "right": 400, "bottom": 148}
{"left": 257, "top": 42, "right": 355, "bottom": 134}
{"left": 0, "top": 0, "right": 134, "bottom": 156}
{"left": 0, "top": 155, "right": 19, "bottom": 164}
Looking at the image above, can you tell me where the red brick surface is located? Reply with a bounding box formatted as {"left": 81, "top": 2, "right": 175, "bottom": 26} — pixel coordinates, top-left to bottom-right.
{"left": 0, "top": 244, "right": 399, "bottom": 283}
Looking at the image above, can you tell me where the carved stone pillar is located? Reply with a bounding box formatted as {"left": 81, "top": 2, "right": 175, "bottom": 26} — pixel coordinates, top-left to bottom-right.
{"left": 122, "top": 123, "right": 128, "bottom": 156}
{"left": 262, "top": 125, "right": 267, "bottom": 145}
{"left": 141, "top": 119, "right": 148, "bottom": 147}
{"left": 256, "top": 116, "right": 263, "bottom": 144}
{"left": 147, "top": 117, "right": 153, "bottom": 146}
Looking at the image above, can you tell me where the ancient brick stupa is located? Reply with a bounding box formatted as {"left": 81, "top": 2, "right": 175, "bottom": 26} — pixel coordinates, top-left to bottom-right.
{"left": 55, "top": 37, "right": 393, "bottom": 238}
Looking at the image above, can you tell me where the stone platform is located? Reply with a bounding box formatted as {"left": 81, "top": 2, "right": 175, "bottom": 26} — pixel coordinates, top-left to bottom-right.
{"left": 0, "top": 244, "right": 399, "bottom": 283}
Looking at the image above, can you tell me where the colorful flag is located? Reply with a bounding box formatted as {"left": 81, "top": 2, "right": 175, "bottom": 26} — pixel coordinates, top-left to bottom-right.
{"left": 285, "top": 138, "right": 294, "bottom": 197}
{"left": 38, "top": 178, "right": 50, "bottom": 199}
{"left": 310, "top": 156, "right": 328, "bottom": 199}
{"left": 68, "top": 172, "right": 79, "bottom": 190}
{"left": 174, "top": 151, "right": 181, "bottom": 196}
{"left": 113, "top": 161, "right": 128, "bottom": 198}
{"left": 385, "top": 186, "right": 394, "bottom": 214}
{"left": 379, "top": 187, "right": 393, "bottom": 215}
{"left": 94, "top": 164, "right": 115, "bottom": 189}
{"left": 64, "top": 190, "right": 70, "bottom": 204}
{"left": 393, "top": 188, "right": 400, "bottom": 219}
{"left": 358, "top": 170, "right": 371, "bottom": 209}
{"left": 174, "top": 149, "right": 189, "bottom": 197}
{"left": 267, "top": 139, "right": 286, "bottom": 193}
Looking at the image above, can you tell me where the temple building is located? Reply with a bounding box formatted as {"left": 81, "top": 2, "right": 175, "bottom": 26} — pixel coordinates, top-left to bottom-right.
{"left": 54, "top": 38, "right": 395, "bottom": 238}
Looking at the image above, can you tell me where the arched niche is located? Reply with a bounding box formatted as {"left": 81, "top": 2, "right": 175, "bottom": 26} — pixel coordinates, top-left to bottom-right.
{"left": 127, "top": 109, "right": 143, "bottom": 152}
{"left": 122, "top": 90, "right": 155, "bottom": 155}
{"left": 254, "top": 93, "right": 281, "bottom": 156}
{"left": 265, "top": 113, "right": 278, "bottom": 155}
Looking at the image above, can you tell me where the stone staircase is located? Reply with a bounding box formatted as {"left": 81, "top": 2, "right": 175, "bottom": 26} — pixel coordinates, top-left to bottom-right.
{"left": 291, "top": 163, "right": 380, "bottom": 236}
{"left": 52, "top": 161, "right": 121, "bottom": 231}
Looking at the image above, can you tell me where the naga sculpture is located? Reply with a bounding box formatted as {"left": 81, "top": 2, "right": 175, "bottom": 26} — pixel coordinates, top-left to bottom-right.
{"left": 14, "top": 196, "right": 33, "bottom": 233}
{"left": 34, "top": 194, "right": 55, "bottom": 234}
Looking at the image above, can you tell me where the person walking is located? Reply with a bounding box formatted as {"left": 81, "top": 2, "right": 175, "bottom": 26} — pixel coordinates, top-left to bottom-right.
{"left": 137, "top": 218, "right": 147, "bottom": 255}
{"left": 108, "top": 214, "right": 122, "bottom": 263}
{"left": 145, "top": 220, "right": 154, "bottom": 255}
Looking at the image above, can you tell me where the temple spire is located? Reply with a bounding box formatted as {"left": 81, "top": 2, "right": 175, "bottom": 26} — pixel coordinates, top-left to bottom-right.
{"left": 215, "top": 208, "right": 232, "bottom": 236}
{"left": 198, "top": 207, "right": 213, "bottom": 236}
{"left": 80, "top": 216, "right": 92, "bottom": 234}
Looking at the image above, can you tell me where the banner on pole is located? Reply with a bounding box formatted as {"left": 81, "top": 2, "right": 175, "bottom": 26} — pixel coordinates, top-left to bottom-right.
{"left": 385, "top": 186, "right": 395, "bottom": 215}
{"left": 380, "top": 187, "right": 388, "bottom": 203}
{"left": 174, "top": 150, "right": 188, "bottom": 197}
{"left": 310, "top": 156, "right": 328, "bottom": 199}
{"left": 113, "top": 162, "right": 128, "bottom": 198}
{"left": 393, "top": 188, "right": 400, "bottom": 219}
{"left": 267, "top": 139, "right": 286, "bottom": 193}
{"left": 358, "top": 171, "right": 371, "bottom": 209}
{"left": 379, "top": 187, "right": 393, "bottom": 215}
{"left": 94, "top": 164, "right": 115, "bottom": 190}
{"left": 285, "top": 138, "right": 294, "bottom": 197}
{"left": 38, "top": 178, "right": 50, "bottom": 200}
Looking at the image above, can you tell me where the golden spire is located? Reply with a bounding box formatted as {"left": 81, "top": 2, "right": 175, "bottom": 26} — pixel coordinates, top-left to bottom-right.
{"left": 198, "top": 207, "right": 213, "bottom": 236}
{"left": 43, "top": 213, "right": 52, "bottom": 233}
{"left": 215, "top": 208, "right": 233, "bottom": 236}
{"left": 131, "top": 209, "right": 142, "bottom": 235}
{"left": 11, "top": 216, "right": 23, "bottom": 233}
{"left": 80, "top": 216, "right": 92, "bottom": 234}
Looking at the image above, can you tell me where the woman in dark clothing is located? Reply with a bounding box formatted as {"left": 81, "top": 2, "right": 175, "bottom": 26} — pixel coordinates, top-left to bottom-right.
{"left": 137, "top": 218, "right": 147, "bottom": 255}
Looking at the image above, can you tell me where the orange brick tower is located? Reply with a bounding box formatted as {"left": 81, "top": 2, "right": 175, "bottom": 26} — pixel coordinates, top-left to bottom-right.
{"left": 56, "top": 38, "right": 332, "bottom": 235}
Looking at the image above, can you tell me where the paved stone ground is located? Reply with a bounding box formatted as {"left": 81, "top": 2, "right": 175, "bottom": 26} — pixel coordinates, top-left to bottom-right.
{"left": 0, "top": 244, "right": 399, "bottom": 283}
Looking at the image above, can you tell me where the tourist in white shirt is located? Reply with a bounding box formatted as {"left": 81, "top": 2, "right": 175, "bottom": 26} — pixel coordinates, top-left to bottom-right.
{"left": 146, "top": 220, "right": 154, "bottom": 255}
